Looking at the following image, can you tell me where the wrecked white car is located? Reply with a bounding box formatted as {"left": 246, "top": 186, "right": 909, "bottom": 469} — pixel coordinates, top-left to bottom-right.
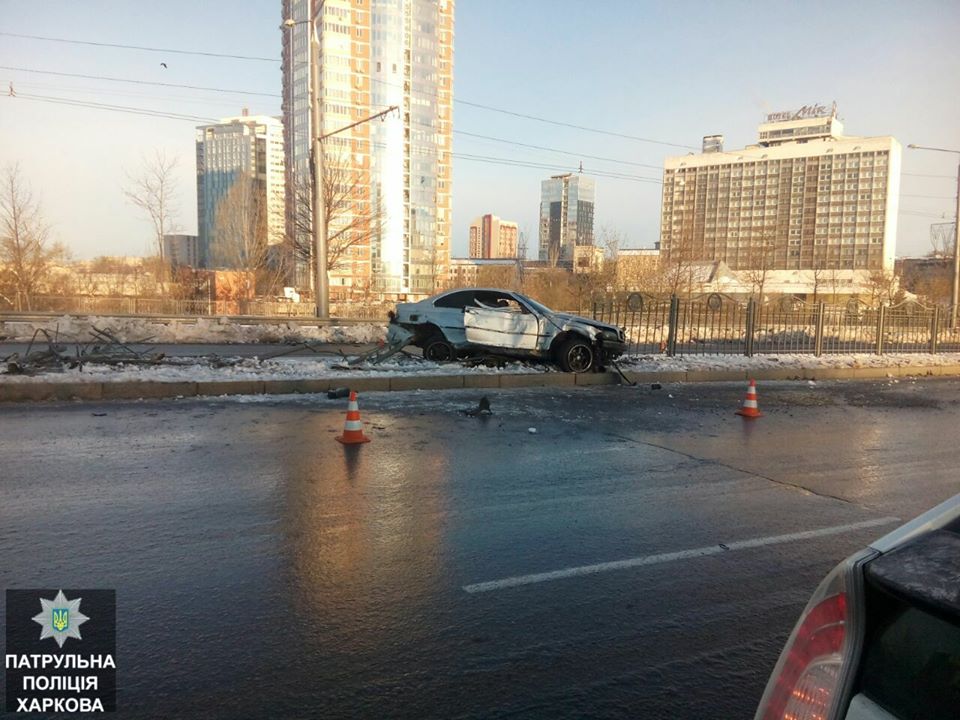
{"left": 387, "top": 288, "right": 628, "bottom": 373}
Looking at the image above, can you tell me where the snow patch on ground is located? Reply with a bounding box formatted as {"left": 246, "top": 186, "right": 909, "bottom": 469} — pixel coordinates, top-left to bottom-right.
{"left": 0, "top": 354, "right": 551, "bottom": 384}
{"left": 3, "top": 350, "right": 960, "bottom": 385}
{"left": 0, "top": 315, "right": 386, "bottom": 344}
{"left": 618, "top": 352, "right": 960, "bottom": 372}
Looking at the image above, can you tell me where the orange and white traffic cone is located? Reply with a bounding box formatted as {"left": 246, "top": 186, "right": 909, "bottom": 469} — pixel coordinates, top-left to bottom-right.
{"left": 735, "top": 379, "right": 763, "bottom": 419}
{"left": 336, "top": 391, "right": 371, "bottom": 444}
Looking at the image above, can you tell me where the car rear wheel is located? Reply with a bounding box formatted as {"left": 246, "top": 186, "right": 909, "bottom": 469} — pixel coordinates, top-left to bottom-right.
{"left": 557, "top": 336, "right": 595, "bottom": 373}
{"left": 423, "top": 335, "right": 456, "bottom": 362}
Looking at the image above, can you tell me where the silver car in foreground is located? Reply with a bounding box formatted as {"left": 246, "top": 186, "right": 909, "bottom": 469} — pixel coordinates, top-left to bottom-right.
{"left": 388, "top": 288, "right": 627, "bottom": 373}
{"left": 754, "top": 492, "right": 960, "bottom": 720}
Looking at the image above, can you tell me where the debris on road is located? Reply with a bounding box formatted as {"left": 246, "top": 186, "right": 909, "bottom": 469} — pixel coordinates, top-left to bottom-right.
{"left": 461, "top": 397, "right": 492, "bottom": 417}
{"left": 1, "top": 326, "right": 245, "bottom": 376}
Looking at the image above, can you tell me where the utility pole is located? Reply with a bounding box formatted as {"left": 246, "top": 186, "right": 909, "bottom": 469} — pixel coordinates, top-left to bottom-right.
{"left": 309, "top": 20, "right": 326, "bottom": 319}
{"left": 908, "top": 144, "right": 960, "bottom": 327}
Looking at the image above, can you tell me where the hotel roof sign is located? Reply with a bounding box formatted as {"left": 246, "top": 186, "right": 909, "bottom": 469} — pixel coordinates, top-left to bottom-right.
{"left": 765, "top": 102, "right": 837, "bottom": 123}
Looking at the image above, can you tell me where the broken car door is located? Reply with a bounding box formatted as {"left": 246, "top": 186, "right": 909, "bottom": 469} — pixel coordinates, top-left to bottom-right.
{"left": 464, "top": 293, "right": 539, "bottom": 351}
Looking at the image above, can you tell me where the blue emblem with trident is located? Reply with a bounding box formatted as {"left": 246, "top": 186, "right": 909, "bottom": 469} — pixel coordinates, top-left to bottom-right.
{"left": 52, "top": 608, "right": 69, "bottom": 632}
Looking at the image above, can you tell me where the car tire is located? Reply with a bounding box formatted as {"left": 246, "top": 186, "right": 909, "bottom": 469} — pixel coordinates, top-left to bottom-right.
{"left": 423, "top": 335, "right": 456, "bottom": 362}
{"left": 556, "top": 336, "right": 595, "bottom": 373}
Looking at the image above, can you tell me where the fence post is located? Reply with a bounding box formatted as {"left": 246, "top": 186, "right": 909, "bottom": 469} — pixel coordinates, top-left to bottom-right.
{"left": 930, "top": 306, "right": 940, "bottom": 355}
{"left": 814, "top": 302, "right": 825, "bottom": 357}
{"left": 875, "top": 304, "right": 886, "bottom": 355}
{"left": 744, "top": 297, "right": 756, "bottom": 357}
{"left": 666, "top": 295, "right": 679, "bottom": 357}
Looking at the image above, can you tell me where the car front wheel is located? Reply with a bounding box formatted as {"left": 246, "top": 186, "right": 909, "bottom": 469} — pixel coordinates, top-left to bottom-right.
{"left": 557, "top": 336, "right": 595, "bottom": 373}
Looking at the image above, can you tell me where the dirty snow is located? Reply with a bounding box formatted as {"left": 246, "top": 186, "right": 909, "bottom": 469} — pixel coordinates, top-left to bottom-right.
{"left": 0, "top": 354, "right": 551, "bottom": 384}
{"left": 3, "top": 350, "right": 960, "bottom": 385}
{"left": 0, "top": 315, "right": 385, "bottom": 344}
{"left": 618, "top": 352, "right": 960, "bottom": 373}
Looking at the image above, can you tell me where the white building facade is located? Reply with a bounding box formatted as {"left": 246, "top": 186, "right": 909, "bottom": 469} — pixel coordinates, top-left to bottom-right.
{"left": 660, "top": 107, "right": 901, "bottom": 280}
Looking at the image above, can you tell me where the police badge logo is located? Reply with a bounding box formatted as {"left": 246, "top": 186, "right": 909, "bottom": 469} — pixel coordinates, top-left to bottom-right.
{"left": 32, "top": 590, "right": 89, "bottom": 648}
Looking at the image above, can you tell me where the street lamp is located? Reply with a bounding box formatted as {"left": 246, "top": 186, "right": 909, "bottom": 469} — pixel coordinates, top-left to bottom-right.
{"left": 282, "top": 13, "right": 327, "bottom": 319}
{"left": 907, "top": 144, "right": 960, "bottom": 327}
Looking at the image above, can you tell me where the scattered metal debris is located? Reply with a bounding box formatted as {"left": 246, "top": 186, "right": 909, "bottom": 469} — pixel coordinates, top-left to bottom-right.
{"left": 0, "top": 326, "right": 243, "bottom": 375}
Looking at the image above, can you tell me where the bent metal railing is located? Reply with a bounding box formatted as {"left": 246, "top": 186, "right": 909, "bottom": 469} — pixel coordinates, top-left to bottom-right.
{"left": 593, "top": 294, "right": 958, "bottom": 357}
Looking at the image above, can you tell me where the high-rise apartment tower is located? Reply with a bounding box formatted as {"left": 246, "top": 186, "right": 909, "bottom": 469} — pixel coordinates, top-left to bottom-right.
{"left": 538, "top": 173, "right": 595, "bottom": 266}
{"left": 195, "top": 114, "right": 285, "bottom": 269}
{"left": 281, "top": 0, "right": 454, "bottom": 299}
{"left": 469, "top": 214, "right": 519, "bottom": 259}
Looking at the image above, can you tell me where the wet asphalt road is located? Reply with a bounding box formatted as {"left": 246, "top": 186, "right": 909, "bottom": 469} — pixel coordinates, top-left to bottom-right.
{"left": 1, "top": 379, "right": 959, "bottom": 719}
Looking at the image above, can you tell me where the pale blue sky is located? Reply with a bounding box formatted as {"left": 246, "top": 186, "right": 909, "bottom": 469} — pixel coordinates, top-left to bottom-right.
{"left": 1, "top": 0, "right": 958, "bottom": 260}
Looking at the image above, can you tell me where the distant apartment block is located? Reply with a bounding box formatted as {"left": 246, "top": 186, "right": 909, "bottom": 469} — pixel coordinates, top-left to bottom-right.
{"left": 539, "top": 173, "right": 595, "bottom": 265}
{"left": 196, "top": 113, "right": 285, "bottom": 269}
{"left": 468, "top": 214, "right": 519, "bottom": 258}
{"left": 447, "top": 257, "right": 516, "bottom": 288}
{"left": 573, "top": 245, "right": 604, "bottom": 274}
{"left": 281, "top": 0, "right": 455, "bottom": 299}
{"left": 163, "top": 234, "right": 207, "bottom": 269}
{"left": 660, "top": 106, "right": 901, "bottom": 275}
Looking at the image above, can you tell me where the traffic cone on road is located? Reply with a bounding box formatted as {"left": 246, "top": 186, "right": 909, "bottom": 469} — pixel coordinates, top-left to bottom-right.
{"left": 735, "top": 379, "right": 763, "bottom": 418}
{"left": 336, "top": 391, "right": 371, "bottom": 444}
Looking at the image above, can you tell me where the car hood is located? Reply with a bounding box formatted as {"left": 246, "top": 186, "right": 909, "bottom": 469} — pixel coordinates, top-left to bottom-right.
{"left": 549, "top": 312, "right": 621, "bottom": 334}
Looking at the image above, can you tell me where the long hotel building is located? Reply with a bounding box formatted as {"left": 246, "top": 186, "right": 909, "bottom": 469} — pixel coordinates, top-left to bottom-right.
{"left": 281, "top": 0, "right": 454, "bottom": 299}
{"left": 660, "top": 109, "right": 901, "bottom": 274}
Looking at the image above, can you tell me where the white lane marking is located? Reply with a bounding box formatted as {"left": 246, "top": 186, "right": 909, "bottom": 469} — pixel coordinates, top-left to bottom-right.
{"left": 463, "top": 516, "right": 900, "bottom": 594}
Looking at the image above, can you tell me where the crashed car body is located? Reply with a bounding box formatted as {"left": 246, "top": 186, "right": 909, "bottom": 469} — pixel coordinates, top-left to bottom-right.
{"left": 388, "top": 288, "right": 627, "bottom": 372}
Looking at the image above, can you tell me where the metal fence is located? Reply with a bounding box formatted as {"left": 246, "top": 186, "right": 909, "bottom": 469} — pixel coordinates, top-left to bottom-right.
{"left": 593, "top": 294, "right": 960, "bottom": 357}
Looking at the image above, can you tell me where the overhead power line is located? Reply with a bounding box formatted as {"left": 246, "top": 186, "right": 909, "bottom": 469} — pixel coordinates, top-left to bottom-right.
{"left": 0, "top": 32, "right": 277, "bottom": 63}
{"left": 7, "top": 92, "right": 217, "bottom": 123}
{"left": 1, "top": 65, "right": 280, "bottom": 97}
{"left": 3, "top": 35, "right": 693, "bottom": 151}
{"left": 454, "top": 98, "right": 697, "bottom": 151}
{"left": 453, "top": 130, "right": 664, "bottom": 171}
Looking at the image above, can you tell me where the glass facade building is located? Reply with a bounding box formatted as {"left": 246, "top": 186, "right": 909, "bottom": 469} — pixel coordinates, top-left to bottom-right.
{"left": 538, "top": 174, "right": 595, "bottom": 266}
{"left": 195, "top": 115, "right": 285, "bottom": 269}
{"left": 281, "top": 0, "right": 454, "bottom": 299}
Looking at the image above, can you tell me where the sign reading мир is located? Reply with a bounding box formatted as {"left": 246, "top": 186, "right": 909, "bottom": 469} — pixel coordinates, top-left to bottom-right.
{"left": 5, "top": 589, "right": 117, "bottom": 713}
{"left": 765, "top": 103, "right": 835, "bottom": 123}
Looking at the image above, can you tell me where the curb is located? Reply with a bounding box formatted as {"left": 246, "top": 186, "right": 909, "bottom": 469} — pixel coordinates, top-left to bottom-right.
{"left": 3, "top": 364, "right": 960, "bottom": 403}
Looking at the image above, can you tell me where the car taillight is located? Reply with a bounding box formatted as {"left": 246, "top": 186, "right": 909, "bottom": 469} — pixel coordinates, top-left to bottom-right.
{"left": 754, "top": 552, "right": 871, "bottom": 720}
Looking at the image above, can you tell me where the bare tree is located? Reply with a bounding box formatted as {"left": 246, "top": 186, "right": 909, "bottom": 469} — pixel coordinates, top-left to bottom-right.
{"left": 123, "top": 150, "right": 180, "bottom": 276}
{"left": 211, "top": 177, "right": 283, "bottom": 296}
{"left": 741, "top": 238, "right": 777, "bottom": 300}
{"left": 810, "top": 260, "right": 826, "bottom": 304}
{"left": 865, "top": 269, "right": 903, "bottom": 306}
{"left": 285, "top": 150, "right": 384, "bottom": 277}
{"left": 659, "top": 234, "right": 696, "bottom": 297}
{"left": 0, "top": 163, "right": 67, "bottom": 310}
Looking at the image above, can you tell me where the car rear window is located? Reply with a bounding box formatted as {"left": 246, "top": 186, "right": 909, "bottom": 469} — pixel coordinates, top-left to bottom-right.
{"left": 434, "top": 291, "right": 474, "bottom": 308}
